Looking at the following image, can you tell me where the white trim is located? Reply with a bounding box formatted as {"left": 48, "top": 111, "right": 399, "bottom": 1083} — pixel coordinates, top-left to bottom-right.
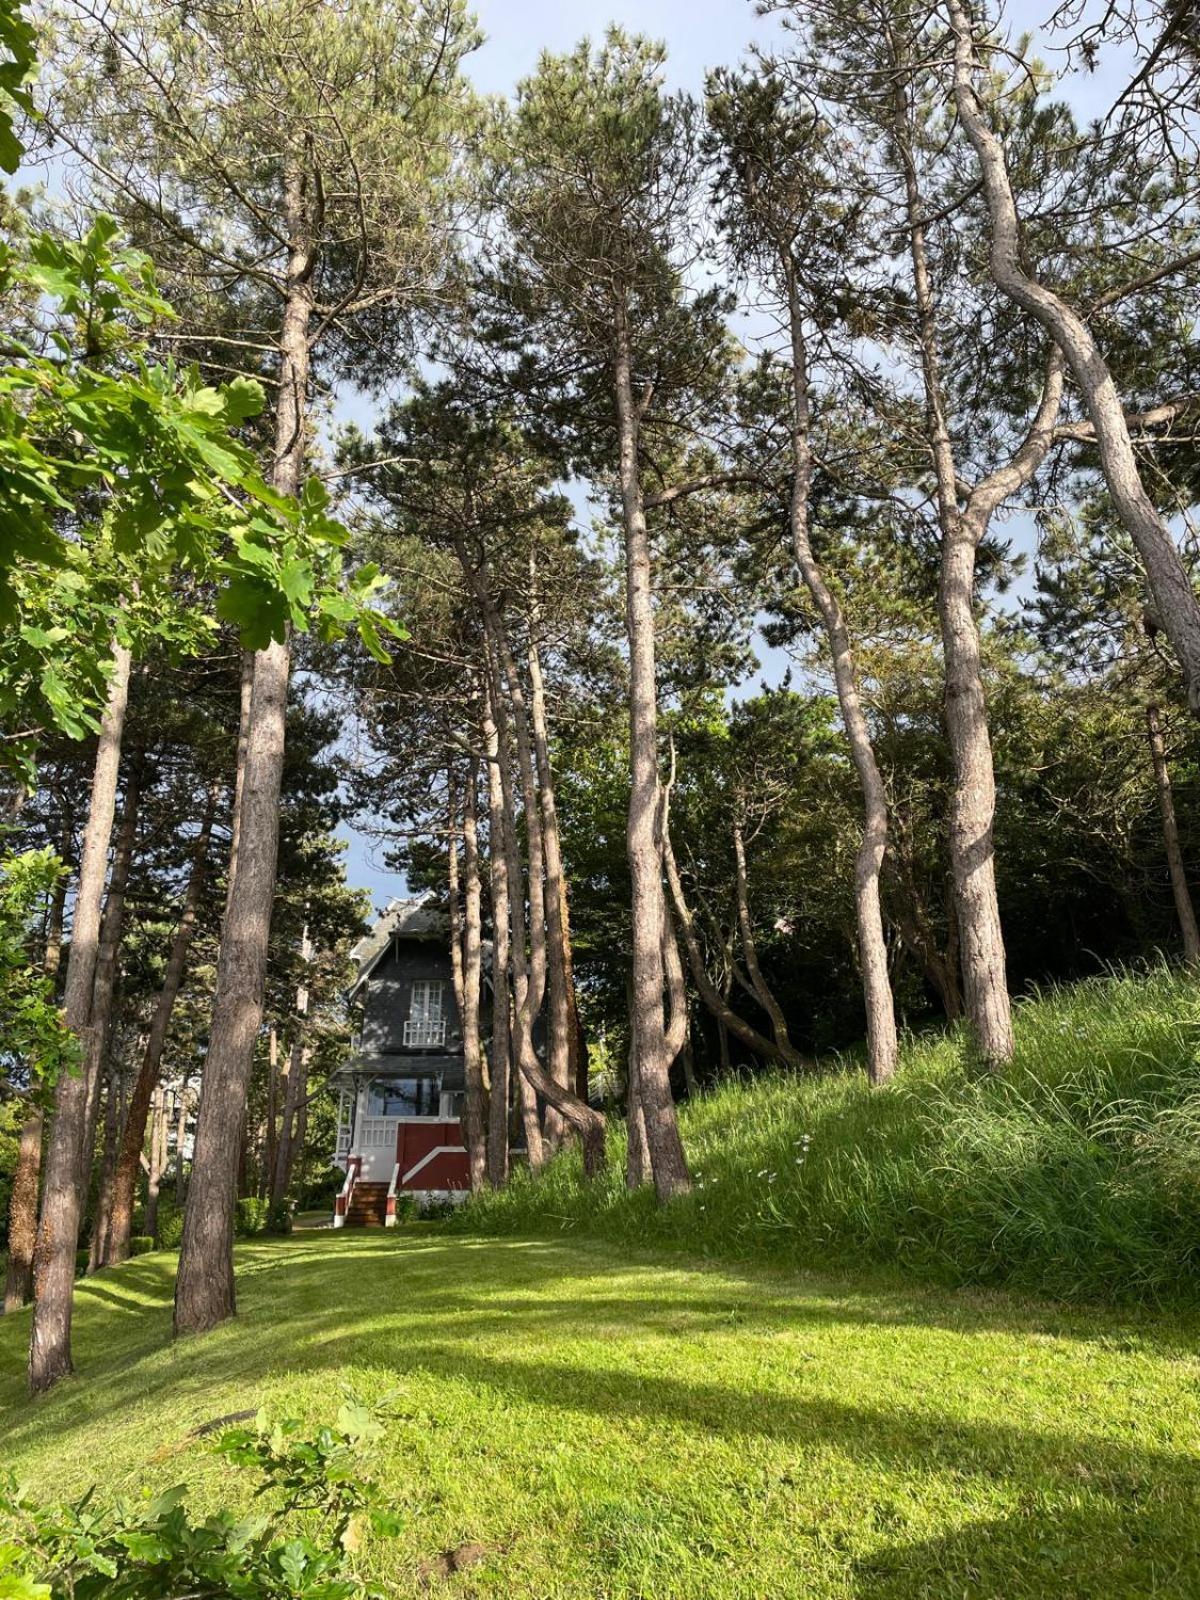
{"left": 401, "top": 1144, "right": 467, "bottom": 1185}
{"left": 333, "top": 1164, "right": 357, "bottom": 1229}
{"left": 385, "top": 1163, "right": 401, "bottom": 1227}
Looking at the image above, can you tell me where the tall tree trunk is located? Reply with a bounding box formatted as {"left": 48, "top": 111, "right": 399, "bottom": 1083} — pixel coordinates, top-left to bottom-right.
{"left": 79, "top": 756, "right": 142, "bottom": 1271}
{"left": 262, "top": 1024, "right": 279, "bottom": 1202}
{"left": 1146, "top": 702, "right": 1200, "bottom": 964}
{"left": 4, "top": 863, "right": 67, "bottom": 1314}
{"left": 784, "top": 275, "right": 897, "bottom": 1083}
{"left": 624, "top": 967, "right": 650, "bottom": 1190}
{"left": 493, "top": 655, "right": 606, "bottom": 1175}
{"left": 225, "top": 649, "right": 255, "bottom": 908}
{"left": 174, "top": 160, "right": 313, "bottom": 1337}
{"left": 448, "top": 764, "right": 489, "bottom": 1192}
{"left": 271, "top": 920, "right": 310, "bottom": 1211}
{"left": 87, "top": 1058, "right": 121, "bottom": 1275}
{"left": 887, "top": 46, "right": 1028, "bottom": 1070}
{"left": 29, "top": 639, "right": 132, "bottom": 1392}
{"left": 947, "top": 0, "right": 1200, "bottom": 710}
{"left": 174, "top": 1074, "right": 190, "bottom": 1204}
{"left": 106, "top": 791, "right": 216, "bottom": 1265}
{"left": 527, "top": 561, "right": 573, "bottom": 1149}
{"left": 144, "top": 1087, "right": 166, "bottom": 1242}
{"left": 613, "top": 308, "right": 689, "bottom": 1200}
{"left": 483, "top": 708, "right": 513, "bottom": 1189}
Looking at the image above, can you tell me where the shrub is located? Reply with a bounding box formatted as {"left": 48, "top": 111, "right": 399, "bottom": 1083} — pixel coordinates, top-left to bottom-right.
{"left": 128, "top": 1236, "right": 155, "bottom": 1257}
{"left": 74, "top": 1248, "right": 89, "bottom": 1277}
{"left": 235, "top": 1197, "right": 269, "bottom": 1237}
{"left": 155, "top": 1200, "right": 184, "bottom": 1249}
{"left": 0, "top": 1397, "right": 404, "bottom": 1598}
{"left": 266, "top": 1199, "right": 293, "bottom": 1236}
{"left": 391, "top": 1193, "right": 417, "bottom": 1224}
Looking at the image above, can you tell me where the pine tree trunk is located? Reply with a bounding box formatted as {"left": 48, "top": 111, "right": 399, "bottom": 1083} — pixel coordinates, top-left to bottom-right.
{"left": 271, "top": 923, "right": 310, "bottom": 1211}
{"left": 4, "top": 866, "right": 67, "bottom": 1314}
{"left": 175, "top": 1076, "right": 190, "bottom": 1204}
{"left": 483, "top": 708, "right": 512, "bottom": 1189}
{"left": 106, "top": 791, "right": 215, "bottom": 1265}
{"left": 948, "top": 0, "right": 1200, "bottom": 711}
{"left": 449, "top": 764, "right": 489, "bottom": 1192}
{"left": 784, "top": 276, "right": 897, "bottom": 1084}
{"left": 624, "top": 968, "right": 650, "bottom": 1190}
{"left": 29, "top": 639, "right": 132, "bottom": 1392}
{"left": 1146, "top": 703, "right": 1200, "bottom": 964}
{"left": 731, "top": 819, "right": 804, "bottom": 1070}
{"left": 145, "top": 1088, "right": 166, "bottom": 1242}
{"left": 87, "top": 1060, "right": 121, "bottom": 1275}
{"left": 174, "top": 161, "right": 313, "bottom": 1337}
{"left": 527, "top": 568, "right": 573, "bottom": 1149}
{"left": 613, "top": 309, "right": 689, "bottom": 1200}
{"left": 888, "top": 57, "right": 1014, "bottom": 1069}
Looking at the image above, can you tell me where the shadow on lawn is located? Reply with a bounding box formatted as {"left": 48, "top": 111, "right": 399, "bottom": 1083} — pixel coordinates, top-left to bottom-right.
{"left": 2, "top": 1235, "right": 1198, "bottom": 1597}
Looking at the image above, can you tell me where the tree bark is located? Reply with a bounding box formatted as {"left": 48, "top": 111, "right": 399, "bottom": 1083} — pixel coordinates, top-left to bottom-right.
{"left": 886, "top": 42, "right": 1063, "bottom": 1069}
{"left": 527, "top": 564, "right": 573, "bottom": 1150}
{"left": 449, "top": 762, "right": 489, "bottom": 1191}
{"left": 174, "top": 157, "right": 313, "bottom": 1337}
{"left": 144, "top": 1087, "right": 166, "bottom": 1241}
{"left": 947, "top": 0, "right": 1200, "bottom": 712}
{"left": 1146, "top": 703, "right": 1200, "bottom": 964}
{"left": 4, "top": 861, "right": 67, "bottom": 1314}
{"left": 106, "top": 789, "right": 216, "bottom": 1265}
{"left": 225, "top": 649, "right": 255, "bottom": 909}
{"left": 613, "top": 308, "right": 689, "bottom": 1199}
{"left": 271, "top": 923, "right": 310, "bottom": 1211}
{"left": 87, "top": 1058, "right": 121, "bottom": 1275}
{"left": 29, "top": 639, "right": 132, "bottom": 1391}
{"left": 784, "top": 275, "right": 897, "bottom": 1083}
{"left": 624, "top": 966, "right": 650, "bottom": 1190}
{"left": 483, "top": 707, "right": 512, "bottom": 1189}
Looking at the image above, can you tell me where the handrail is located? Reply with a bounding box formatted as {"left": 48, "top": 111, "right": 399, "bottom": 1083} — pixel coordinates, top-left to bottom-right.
{"left": 333, "top": 1156, "right": 360, "bottom": 1229}
{"left": 385, "top": 1162, "right": 402, "bottom": 1227}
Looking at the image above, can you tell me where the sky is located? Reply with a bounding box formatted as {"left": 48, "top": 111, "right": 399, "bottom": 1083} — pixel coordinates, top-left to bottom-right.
{"left": 333, "top": 0, "right": 1138, "bottom": 911}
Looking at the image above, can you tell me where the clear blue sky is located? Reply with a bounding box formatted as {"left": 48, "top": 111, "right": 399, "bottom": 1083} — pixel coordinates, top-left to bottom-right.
{"left": 334, "top": 0, "right": 1134, "bottom": 907}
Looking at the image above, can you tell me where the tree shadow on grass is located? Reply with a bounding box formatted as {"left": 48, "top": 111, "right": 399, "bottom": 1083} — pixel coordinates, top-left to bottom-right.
{"left": 1, "top": 1232, "right": 1197, "bottom": 1600}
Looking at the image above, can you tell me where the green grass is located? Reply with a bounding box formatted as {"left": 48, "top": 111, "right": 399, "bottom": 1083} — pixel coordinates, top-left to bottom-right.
{"left": 455, "top": 966, "right": 1200, "bottom": 1304}
{"left": 3, "top": 1235, "right": 1200, "bottom": 1596}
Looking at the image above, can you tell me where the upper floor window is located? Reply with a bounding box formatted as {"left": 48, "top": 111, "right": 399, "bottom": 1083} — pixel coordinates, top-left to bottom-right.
{"left": 404, "top": 979, "right": 446, "bottom": 1047}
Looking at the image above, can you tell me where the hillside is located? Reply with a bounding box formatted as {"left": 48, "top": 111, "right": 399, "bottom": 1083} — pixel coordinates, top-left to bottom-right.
{"left": 2, "top": 1233, "right": 1200, "bottom": 1598}
{"left": 456, "top": 967, "right": 1200, "bottom": 1304}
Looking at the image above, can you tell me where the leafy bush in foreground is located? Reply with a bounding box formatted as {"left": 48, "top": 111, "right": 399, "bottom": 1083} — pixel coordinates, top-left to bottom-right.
{"left": 453, "top": 966, "right": 1200, "bottom": 1304}
{"left": 0, "top": 1397, "right": 403, "bottom": 1598}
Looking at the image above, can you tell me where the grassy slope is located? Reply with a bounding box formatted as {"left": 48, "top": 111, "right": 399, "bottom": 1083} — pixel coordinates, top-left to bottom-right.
{"left": 456, "top": 968, "right": 1200, "bottom": 1303}
{"left": 2, "top": 1233, "right": 1200, "bottom": 1598}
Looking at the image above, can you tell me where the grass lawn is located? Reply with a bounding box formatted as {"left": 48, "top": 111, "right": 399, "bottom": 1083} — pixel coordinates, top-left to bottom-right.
{"left": 2, "top": 1233, "right": 1199, "bottom": 1597}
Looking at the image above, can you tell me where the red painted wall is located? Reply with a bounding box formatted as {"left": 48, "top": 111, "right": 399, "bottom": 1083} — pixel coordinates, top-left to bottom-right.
{"left": 394, "top": 1119, "right": 469, "bottom": 1191}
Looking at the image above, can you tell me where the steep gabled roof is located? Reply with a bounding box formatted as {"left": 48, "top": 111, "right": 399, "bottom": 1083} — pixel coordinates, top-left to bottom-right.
{"left": 349, "top": 894, "right": 449, "bottom": 994}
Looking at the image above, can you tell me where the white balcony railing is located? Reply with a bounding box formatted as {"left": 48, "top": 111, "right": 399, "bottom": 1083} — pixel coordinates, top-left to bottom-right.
{"left": 403, "top": 1017, "right": 446, "bottom": 1048}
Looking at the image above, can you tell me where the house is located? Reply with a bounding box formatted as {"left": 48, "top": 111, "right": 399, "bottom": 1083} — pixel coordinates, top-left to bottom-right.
{"left": 331, "top": 897, "right": 471, "bottom": 1226}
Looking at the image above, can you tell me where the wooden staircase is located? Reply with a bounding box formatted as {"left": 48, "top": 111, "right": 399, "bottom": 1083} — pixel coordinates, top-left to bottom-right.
{"left": 344, "top": 1180, "right": 389, "bottom": 1228}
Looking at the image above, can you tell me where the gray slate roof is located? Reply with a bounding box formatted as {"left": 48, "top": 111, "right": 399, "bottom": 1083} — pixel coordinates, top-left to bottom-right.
{"left": 350, "top": 895, "right": 449, "bottom": 982}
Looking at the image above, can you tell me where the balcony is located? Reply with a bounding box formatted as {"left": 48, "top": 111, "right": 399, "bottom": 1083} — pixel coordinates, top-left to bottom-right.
{"left": 403, "top": 1017, "right": 447, "bottom": 1048}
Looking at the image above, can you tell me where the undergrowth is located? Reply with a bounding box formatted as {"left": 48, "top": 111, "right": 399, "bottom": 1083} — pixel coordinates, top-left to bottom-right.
{"left": 452, "top": 965, "right": 1200, "bottom": 1303}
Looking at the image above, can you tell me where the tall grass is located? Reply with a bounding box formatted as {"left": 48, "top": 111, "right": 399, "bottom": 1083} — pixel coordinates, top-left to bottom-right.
{"left": 452, "top": 966, "right": 1200, "bottom": 1303}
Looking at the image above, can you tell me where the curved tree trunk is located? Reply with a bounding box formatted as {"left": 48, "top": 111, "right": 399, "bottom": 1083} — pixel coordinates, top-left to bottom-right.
{"left": 1146, "top": 702, "right": 1200, "bottom": 964}
{"left": 784, "top": 272, "right": 898, "bottom": 1085}
{"left": 174, "top": 160, "right": 313, "bottom": 1337}
{"left": 4, "top": 864, "right": 67, "bottom": 1314}
{"left": 29, "top": 638, "right": 132, "bottom": 1392}
{"left": 731, "top": 819, "right": 805, "bottom": 1071}
{"left": 613, "top": 309, "right": 689, "bottom": 1199}
{"left": 947, "top": 0, "right": 1200, "bottom": 711}
{"left": 662, "top": 825, "right": 798, "bottom": 1069}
